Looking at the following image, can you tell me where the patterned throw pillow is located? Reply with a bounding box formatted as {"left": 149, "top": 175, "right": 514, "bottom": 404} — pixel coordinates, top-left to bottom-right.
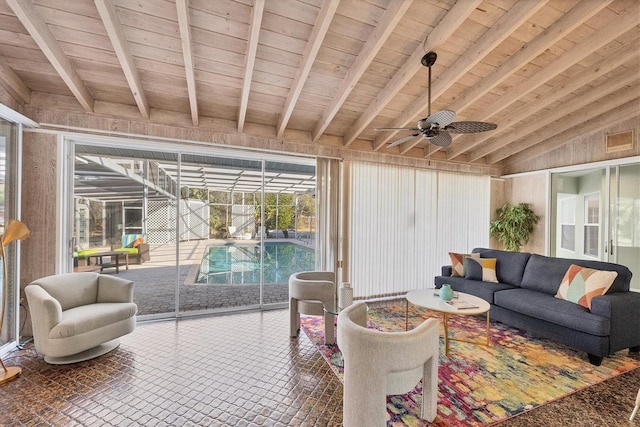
{"left": 449, "top": 252, "right": 480, "bottom": 277}
{"left": 464, "top": 257, "right": 498, "bottom": 283}
{"left": 555, "top": 264, "right": 618, "bottom": 309}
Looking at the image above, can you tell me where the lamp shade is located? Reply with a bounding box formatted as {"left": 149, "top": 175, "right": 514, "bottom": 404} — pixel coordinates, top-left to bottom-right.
{"left": 1, "top": 220, "right": 30, "bottom": 249}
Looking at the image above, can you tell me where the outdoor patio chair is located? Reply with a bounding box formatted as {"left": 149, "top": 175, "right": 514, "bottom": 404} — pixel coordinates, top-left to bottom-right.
{"left": 337, "top": 302, "right": 439, "bottom": 426}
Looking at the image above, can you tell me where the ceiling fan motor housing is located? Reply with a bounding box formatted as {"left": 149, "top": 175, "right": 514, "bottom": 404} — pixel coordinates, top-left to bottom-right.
{"left": 421, "top": 51, "right": 437, "bottom": 68}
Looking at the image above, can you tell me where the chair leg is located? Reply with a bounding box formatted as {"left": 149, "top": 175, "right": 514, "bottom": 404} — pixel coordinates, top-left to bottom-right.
{"left": 324, "top": 312, "right": 335, "bottom": 345}
{"left": 421, "top": 355, "right": 438, "bottom": 422}
{"left": 632, "top": 389, "right": 640, "bottom": 421}
{"left": 290, "top": 298, "right": 300, "bottom": 338}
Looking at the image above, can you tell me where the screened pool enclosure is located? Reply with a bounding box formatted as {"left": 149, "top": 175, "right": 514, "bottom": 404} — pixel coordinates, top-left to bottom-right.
{"left": 71, "top": 143, "right": 318, "bottom": 319}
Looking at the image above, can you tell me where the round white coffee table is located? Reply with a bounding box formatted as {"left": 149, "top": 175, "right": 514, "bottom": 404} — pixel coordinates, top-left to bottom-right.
{"left": 405, "top": 289, "right": 491, "bottom": 356}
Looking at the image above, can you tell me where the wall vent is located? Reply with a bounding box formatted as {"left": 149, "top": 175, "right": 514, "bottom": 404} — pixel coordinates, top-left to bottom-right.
{"left": 606, "top": 130, "right": 635, "bottom": 153}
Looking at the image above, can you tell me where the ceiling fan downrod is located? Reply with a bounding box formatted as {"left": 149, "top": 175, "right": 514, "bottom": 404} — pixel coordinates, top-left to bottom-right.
{"left": 421, "top": 52, "right": 437, "bottom": 117}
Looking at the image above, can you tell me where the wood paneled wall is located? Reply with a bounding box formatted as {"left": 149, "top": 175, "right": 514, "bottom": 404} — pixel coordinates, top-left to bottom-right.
{"left": 20, "top": 131, "right": 57, "bottom": 290}
{"left": 504, "top": 115, "right": 640, "bottom": 175}
{"left": 503, "top": 173, "right": 547, "bottom": 255}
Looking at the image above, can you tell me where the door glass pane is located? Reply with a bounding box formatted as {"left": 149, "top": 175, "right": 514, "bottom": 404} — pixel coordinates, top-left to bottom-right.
{"left": 0, "top": 117, "right": 18, "bottom": 348}
{"left": 583, "top": 193, "right": 600, "bottom": 257}
{"left": 74, "top": 145, "right": 179, "bottom": 318}
{"left": 178, "top": 153, "right": 317, "bottom": 313}
{"left": 613, "top": 164, "right": 640, "bottom": 291}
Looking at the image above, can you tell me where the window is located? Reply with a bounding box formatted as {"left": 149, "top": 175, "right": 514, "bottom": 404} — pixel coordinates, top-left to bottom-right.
{"left": 558, "top": 195, "right": 576, "bottom": 251}
{"left": 584, "top": 193, "right": 600, "bottom": 257}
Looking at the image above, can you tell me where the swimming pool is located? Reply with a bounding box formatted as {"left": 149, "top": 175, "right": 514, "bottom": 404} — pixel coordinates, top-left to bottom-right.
{"left": 195, "top": 242, "right": 316, "bottom": 284}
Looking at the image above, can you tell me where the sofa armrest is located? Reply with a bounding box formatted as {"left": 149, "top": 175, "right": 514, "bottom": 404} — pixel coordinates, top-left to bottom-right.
{"left": 591, "top": 292, "right": 640, "bottom": 352}
{"left": 441, "top": 266, "right": 452, "bottom": 276}
{"left": 97, "top": 275, "right": 134, "bottom": 303}
{"left": 137, "top": 243, "right": 150, "bottom": 262}
{"left": 25, "top": 285, "right": 63, "bottom": 333}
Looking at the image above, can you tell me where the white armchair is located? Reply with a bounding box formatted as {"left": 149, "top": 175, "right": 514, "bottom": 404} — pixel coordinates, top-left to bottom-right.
{"left": 337, "top": 302, "right": 440, "bottom": 426}
{"left": 289, "top": 271, "right": 337, "bottom": 345}
{"left": 25, "top": 272, "right": 137, "bottom": 364}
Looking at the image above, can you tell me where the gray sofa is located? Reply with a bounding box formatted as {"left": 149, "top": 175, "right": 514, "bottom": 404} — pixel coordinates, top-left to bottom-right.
{"left": 434, "top": 248, "right": 640, "bottom": 365}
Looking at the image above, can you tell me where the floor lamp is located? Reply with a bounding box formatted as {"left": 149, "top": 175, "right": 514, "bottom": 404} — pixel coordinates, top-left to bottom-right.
{"left": 0, "top": 220, "right": 30, "bottom": 385}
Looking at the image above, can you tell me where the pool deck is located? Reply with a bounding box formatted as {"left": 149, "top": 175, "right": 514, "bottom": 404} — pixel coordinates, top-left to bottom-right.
{"left": 105, "top": 237, "right": 314, "bottom": 316}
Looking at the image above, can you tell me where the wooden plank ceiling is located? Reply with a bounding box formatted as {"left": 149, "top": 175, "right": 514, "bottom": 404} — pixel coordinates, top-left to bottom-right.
{"left": 0, "top": 0, "right": 639, "bottom": 171}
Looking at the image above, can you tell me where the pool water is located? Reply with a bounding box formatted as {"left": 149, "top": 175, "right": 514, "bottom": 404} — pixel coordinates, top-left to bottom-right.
{"left": 196, "top": 242, "right": 315, "bottom": 284}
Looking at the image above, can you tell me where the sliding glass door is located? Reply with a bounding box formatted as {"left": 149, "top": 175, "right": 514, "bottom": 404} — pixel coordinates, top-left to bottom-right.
{"left": 71, "top": 140, "right": 316, "bottom": 318}
{"left": 551, "top": 162, "right": 640, "bottom": 291}
{"left": 609, "top": 164, "right": 640, "bottom": 290}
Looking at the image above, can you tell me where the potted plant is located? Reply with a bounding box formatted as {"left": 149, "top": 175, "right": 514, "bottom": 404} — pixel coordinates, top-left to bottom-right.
{"left": 489, "top": 202, "right": 540, "bottom": 252}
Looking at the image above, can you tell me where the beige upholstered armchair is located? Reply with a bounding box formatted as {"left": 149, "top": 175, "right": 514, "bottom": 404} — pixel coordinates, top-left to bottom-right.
{"left": 337, "top": 302, "right": 440, "bottom": 426}
{"left": 25, "top": 272, "right": 137, "bottom": 364}
{"left": 289, "top": 271, "right": 337, "bottom": 345}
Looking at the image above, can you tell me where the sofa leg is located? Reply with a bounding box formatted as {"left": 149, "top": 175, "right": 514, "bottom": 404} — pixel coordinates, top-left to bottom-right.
{"left": 629, "top": 345, "right": 640, "bottom": 353}
{"left": 588, "top": 354, "right": 603, "bottom": 366}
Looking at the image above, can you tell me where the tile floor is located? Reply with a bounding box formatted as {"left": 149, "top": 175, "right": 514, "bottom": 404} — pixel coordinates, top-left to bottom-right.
{"left": 1, "top": 306, "right": 639, "bottom": 426}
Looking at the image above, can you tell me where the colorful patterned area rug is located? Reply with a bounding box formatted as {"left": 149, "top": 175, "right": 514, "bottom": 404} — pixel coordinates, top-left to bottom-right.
{"left": 300, "top": 303, "right": 640, "bottom": 426}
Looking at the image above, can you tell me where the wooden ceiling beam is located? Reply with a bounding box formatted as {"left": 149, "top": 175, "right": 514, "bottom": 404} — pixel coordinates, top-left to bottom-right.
{"left": 468, "top": 53, "right": 640, "bottom": 162}
{"left": 487, "top": 83, "right": 639, "bottom": 165}
{"left": 176, "top": 0, "right": 198, "bottom": 127}
{"left": 373, "top": 0, "right": 547, "bottom": 153}
{"left": 458, "top": 41, "right": 639, "bottom": 162}
{"left": 488, "top": 69, "right": 640, "bottom": 164}
{"left": 503, "top": 97, "right": 640, "bottom": 169}
{"left": 446, "top": 1, "right": 640, "bottom": 160}
{"left": 276, "top": 0, "right": 339, "bottom": 138}
{"left": 342, "top": 0, "right": 481, "bottom": 147}
{"left": 238, "top": 0, "right": 265, "bottom": 133}
{"left": 311, "top": 0, "right": 414, "bottom": 143}
{"left": 431, "top": 0, "right": 612, "bottom": 157}
{"left": 0, "top": 55, "right": 32, "bottom": 104}
{"left": 94, "top": 0, "right": 150, "bottom": 120}
{"left": 6, "top": 0, "right": 94, "bottom": 112}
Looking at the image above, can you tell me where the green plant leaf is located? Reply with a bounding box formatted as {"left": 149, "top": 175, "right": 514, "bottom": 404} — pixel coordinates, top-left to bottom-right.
{"left": 489, "top": 202, "right": 539, "bottom": 252}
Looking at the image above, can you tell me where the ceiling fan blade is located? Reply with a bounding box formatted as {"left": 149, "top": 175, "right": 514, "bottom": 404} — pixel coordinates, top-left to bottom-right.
{"left": 420, "top": 110, "right": 455, "bottom": 127}
{"left": 446, "top": 121, "right": 497, "bottom": 134}
{"left": 388, "top": 133, "right": 420, "bottom": 148}
{"left": 374, "top": 127, "right": 421, "bottom": 132}
{"left": 429, "top": 131, "right": 452, "bottom": 147}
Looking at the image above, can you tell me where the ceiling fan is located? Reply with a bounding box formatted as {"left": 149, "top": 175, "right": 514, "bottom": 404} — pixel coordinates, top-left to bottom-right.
{"left": 375, "top": 52, "right": 497, "bottom": 148}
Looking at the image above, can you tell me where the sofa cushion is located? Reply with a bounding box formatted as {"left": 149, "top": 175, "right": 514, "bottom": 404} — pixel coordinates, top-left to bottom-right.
{"left": 434, "top": 276, "right": 516, "bottom": 304}
{"left": 472, "top": 248, "right": 531, "bottom": 287}
{"left": 115, "top": 247, "right": 139, "bottom": 255}
{"left": 121, "top": 234, "right": 145, "bottom": 249}
{"left": 494, "top": 289, "right": 610, "bottom": 336}
{"left": 521, "top": 254, "right": 632, "bottom": 295}
{"left": 464, "top": 257, "right": 498, "bottom": 282}
{"left": 448, "top": 252, "right": 479, "bottom": 277}
{"left": 555, "top": 264, "right": 618, "bottom": 309}
{"left": 49, "top": 303, "right": 138, "bottom": 339}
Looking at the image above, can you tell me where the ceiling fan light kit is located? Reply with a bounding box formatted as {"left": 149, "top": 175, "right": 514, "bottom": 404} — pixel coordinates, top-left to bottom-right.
{"left": 376, "top": 52, "right": 497, "bottom": 149}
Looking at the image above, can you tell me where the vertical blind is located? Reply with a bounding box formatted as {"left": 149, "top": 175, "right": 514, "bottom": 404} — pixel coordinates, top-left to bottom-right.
{"left": 346, "top": 162, "right": 490, "bottom": 298}
{"left": 315, "top": 157, "right": 341, "bottom": 272}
